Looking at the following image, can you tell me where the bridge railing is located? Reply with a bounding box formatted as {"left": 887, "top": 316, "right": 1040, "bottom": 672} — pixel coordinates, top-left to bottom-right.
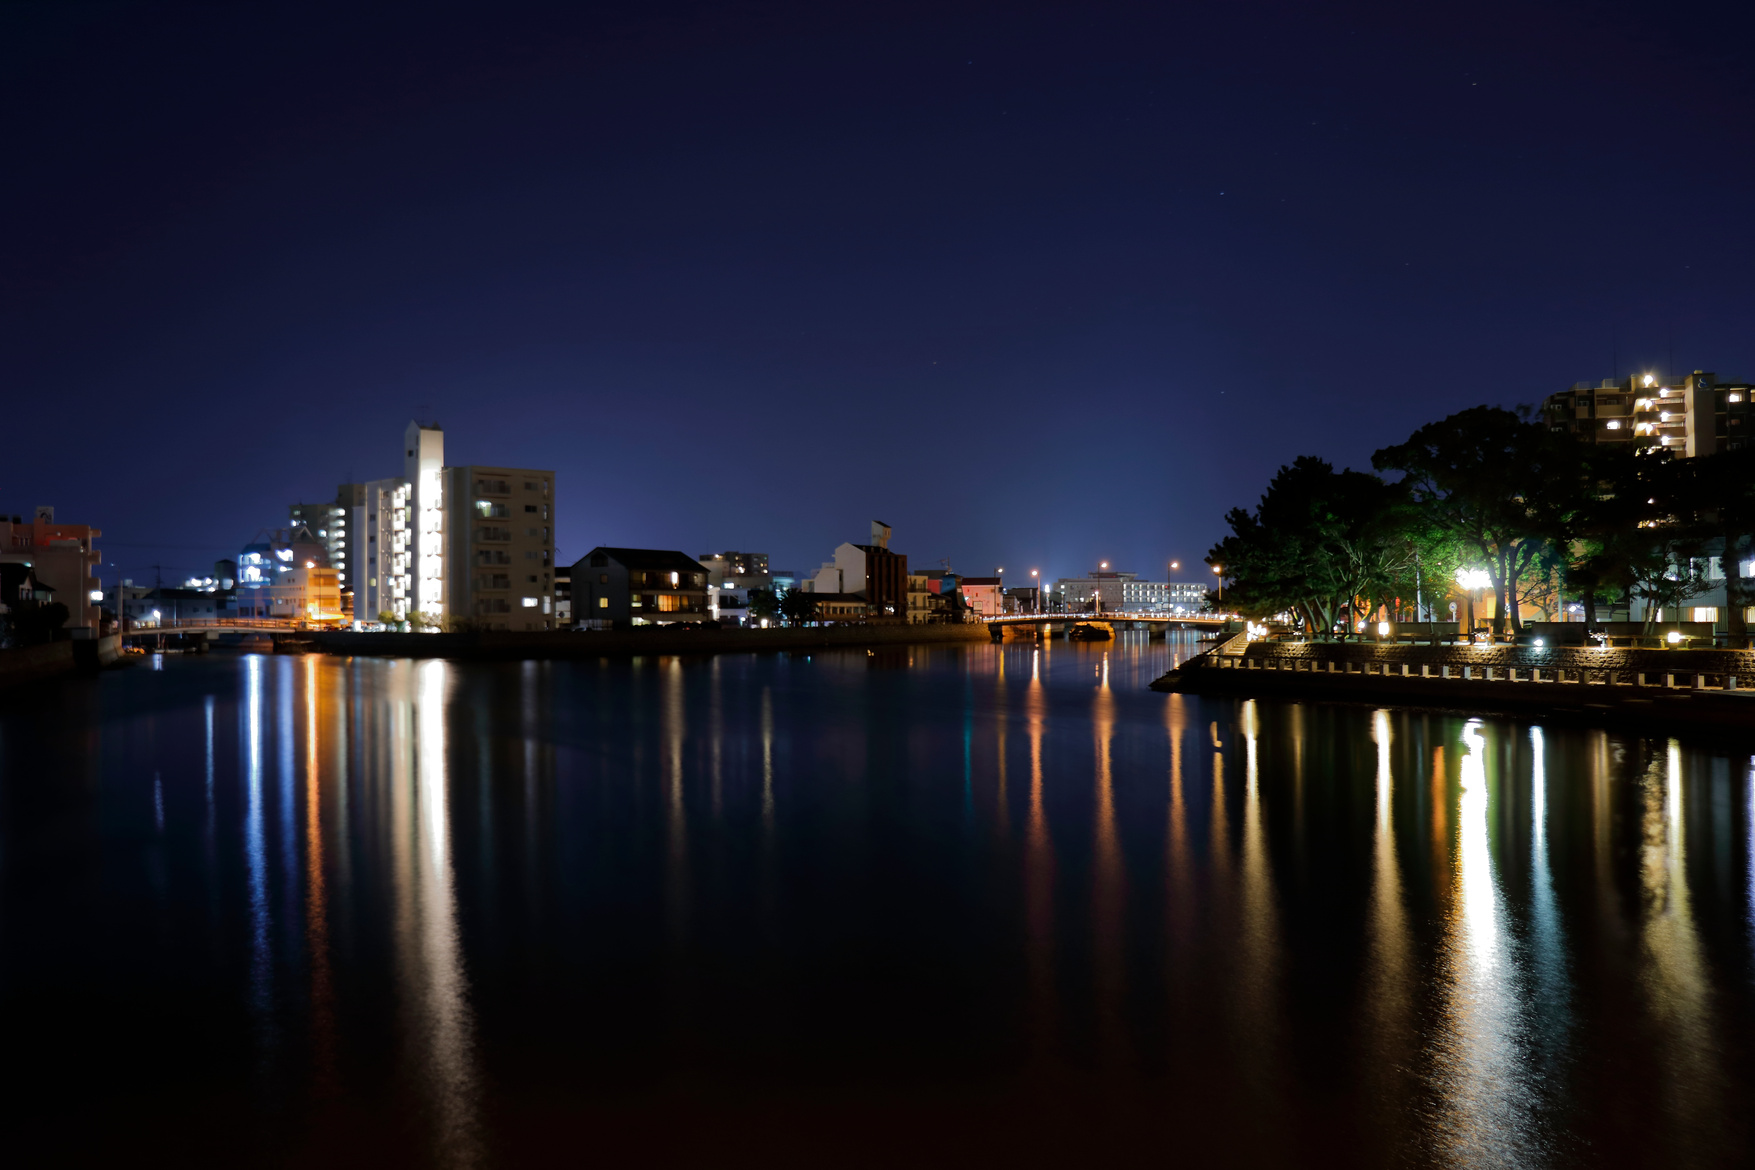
{"left": 983, "top": 611, "right": 1229, "bottom": 622}
{"left": 122, "top": 617, "right": 308, "bottom": 632}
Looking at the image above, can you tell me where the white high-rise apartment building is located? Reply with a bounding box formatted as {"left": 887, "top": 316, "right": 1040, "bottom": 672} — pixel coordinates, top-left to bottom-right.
{"left": 342, "top": 421, "right": 556, "bottom": 628}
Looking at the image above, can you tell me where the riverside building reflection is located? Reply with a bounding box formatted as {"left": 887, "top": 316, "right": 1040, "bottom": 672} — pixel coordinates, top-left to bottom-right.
{"left": 3, "top": 633, "right": 1754, "bottom": 1164}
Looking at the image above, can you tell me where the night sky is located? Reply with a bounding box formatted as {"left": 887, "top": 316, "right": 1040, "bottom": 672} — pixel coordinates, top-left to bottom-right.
{"left": 6, "top": 1, "right": 1753, "bottom": 587}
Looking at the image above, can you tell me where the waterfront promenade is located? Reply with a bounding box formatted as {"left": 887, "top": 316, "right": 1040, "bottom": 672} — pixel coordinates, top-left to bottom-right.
{"left": 1155, "top": 631, "right": 1755, "bottom": 732}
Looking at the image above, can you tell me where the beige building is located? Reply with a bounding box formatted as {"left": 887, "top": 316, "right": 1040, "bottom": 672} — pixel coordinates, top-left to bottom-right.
{"left": 445, "top": 464, "right": 556, "bottom": 629}
{"left": 1543, "top": 370, "right": 1751, "bottom": 457}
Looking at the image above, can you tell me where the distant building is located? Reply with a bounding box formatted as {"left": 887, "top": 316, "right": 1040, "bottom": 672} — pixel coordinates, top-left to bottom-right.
{"left": 288, "top": 498, "right": 352, "bottom": 596}
{"left": 710, "top": 584, "right": 752, "bottom": 626}
{"left": 553, "top": 564, "right": 572, "bottom": 627}
{"left": 802, "top": 522, "right": 908, "bottom": 622}
{"left": 0, "top": 507, "right": 104, "bottom": 633}
{"left": 1002, "top": 585, "right": 1040, "bottom": 614}
{"left": 698, "top": 550, "right": 769, "bottom": 627}
{"left": 572, "top": 548, "right": 710, "bottom": 627}
{"left": 114, "top": 586, "right": 236, "bottom": 628}
{"left": 1121, "top": 580, "right": 1209, "bottom": 612}
{"left": 1542, "top": 370, "right": 1751, "bottom": 457}
{"left": 236, "top": 526, "right": 331, "bottom": 619}
{"left": 699, "top": 551, "right": 771, "bottom": 587}
{"left": 1052, "top": 569, "right": 1136, "bottom": 614}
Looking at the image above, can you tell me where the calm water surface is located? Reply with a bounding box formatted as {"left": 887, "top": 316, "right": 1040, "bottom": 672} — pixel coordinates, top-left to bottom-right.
{"left": 3, "top": 634, "right": 1753, "bottom": 1166}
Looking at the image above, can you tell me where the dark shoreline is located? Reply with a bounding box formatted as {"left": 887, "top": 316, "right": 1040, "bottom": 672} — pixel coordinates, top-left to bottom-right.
{"left": 310, "top": 622, "right": 994, "bottom": 660}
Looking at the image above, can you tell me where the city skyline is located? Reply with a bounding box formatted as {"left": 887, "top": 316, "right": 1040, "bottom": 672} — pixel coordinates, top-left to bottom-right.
{"left": 7, "top": 3, "right": 1753, "bottom": 587}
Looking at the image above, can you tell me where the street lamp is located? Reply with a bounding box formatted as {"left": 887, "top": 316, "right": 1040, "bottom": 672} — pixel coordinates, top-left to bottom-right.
{"left": 1030, "top": 569, "right": 1039, "bottom": 614}
{"left": 1212, "top": 564, "right": 1223, "bottom": 607}
{"left": 1456, "top": 568, "right": 1491, "bottom": 643}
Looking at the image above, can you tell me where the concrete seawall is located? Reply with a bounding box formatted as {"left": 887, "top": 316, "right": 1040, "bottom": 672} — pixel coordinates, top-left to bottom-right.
{"left": 0, "top": 634, "right": 123, "bottom": 687}
{"left": 1153, "top": 637, "right": 1755, "bottom": 733}
{"left": 312, "top": 622, "right": 994, "bottom": 661}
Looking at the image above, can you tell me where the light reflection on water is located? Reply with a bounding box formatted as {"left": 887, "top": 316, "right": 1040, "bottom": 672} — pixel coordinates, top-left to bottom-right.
{"left": 2, "top": 634, "right": 1754, "bottom": 1165}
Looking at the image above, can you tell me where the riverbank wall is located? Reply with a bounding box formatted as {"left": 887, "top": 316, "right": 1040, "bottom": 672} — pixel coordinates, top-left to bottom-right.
{"left": 312, "top": 622, "right": 994, "bottom": 661}
{"left": 1152, "top": 636, "right": 1755, "bottom": 732}
{"left": 0, "top": 634, "right": 123, "bottom": 688}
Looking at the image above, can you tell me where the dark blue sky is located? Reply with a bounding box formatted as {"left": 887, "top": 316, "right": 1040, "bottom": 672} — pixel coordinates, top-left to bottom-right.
{"left": 6, "top": 1, "right": 1753, "bottom": 586}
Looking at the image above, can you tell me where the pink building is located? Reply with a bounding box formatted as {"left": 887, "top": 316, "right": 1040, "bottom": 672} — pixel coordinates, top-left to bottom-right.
{"left": 0, "top": 507, "right": 104, "bottom": 632}
{"left": 959, "top": 576, "right": 1003, "bottom": 618}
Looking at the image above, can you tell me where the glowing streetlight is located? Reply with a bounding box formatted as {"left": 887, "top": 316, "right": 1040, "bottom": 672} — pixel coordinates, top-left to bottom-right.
{"left": 1031, "top": 569, "right": 1039, "bottom": 614}
{"left": 1456, "top": 568, "right": 1491, "bottom": 642}
{"left": 1212, "top": 564, "right": 1223, "bottom": 606}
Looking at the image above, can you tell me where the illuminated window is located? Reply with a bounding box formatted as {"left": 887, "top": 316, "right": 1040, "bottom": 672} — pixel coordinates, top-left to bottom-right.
{"left": 598, "top": 597, "right": 608, "bottom": 608}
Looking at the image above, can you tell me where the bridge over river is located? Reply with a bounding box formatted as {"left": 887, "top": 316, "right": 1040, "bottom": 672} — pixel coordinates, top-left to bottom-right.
{"left": 982, "top": 611, "right": 1231, "bottom": 633}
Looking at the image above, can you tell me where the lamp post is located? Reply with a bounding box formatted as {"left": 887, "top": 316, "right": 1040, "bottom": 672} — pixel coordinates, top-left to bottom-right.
{"left": 1456, "top": 568, "right": 1491, "bottom": 645}
{"left": 1030, "top": 569, "right": 1038, "bottom": 614}
{"left": 1212, "top": 564, "right": 1223, "bottom": 608}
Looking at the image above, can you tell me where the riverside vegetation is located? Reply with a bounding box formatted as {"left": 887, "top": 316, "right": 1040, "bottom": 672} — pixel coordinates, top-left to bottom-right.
{"left": 1207, "top": 405, "right": 1755, "bottom": 643}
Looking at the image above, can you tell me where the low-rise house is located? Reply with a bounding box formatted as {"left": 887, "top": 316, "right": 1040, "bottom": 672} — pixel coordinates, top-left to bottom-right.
{"left": 801, "top": 592, "right": 872, "bottom": 623}
{"left": 572, "top": 548, "right": 710, "bottom": 627}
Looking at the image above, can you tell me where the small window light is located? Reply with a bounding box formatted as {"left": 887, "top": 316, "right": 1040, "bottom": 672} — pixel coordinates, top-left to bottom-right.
{"left": 1732, "top": 393, "right": 1745, "bottom": 403}
{"left": 1606, "top": 420, "right": 1622, "bottom": 430}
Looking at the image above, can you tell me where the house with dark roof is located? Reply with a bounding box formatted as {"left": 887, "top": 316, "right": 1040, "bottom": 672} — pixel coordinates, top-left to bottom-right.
{"left": 571, "top": 547, "right": 710, "bottom": 627}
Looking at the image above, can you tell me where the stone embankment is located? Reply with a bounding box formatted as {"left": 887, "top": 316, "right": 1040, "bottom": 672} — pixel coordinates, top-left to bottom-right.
{"left": 1151, "top": 634, "right": 1755, "bottom": 731}
{"left": 312, "top": 622, "right": 993, "bottom": 661}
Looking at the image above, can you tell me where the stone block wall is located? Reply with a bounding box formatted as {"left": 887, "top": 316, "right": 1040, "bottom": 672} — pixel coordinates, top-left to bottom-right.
{"left": 1234, "top": 641, "right": 1755, "bottom": 680}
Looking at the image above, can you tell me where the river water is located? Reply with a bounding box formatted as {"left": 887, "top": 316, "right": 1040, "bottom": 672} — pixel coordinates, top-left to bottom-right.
{"left": 2, "top": 633, "right": 1753, "bottom": 1166}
